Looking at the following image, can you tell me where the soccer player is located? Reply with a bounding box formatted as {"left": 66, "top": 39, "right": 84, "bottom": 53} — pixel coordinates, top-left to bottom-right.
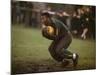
{"left": 41, "top": 12, "right": 79, "bottom": 67}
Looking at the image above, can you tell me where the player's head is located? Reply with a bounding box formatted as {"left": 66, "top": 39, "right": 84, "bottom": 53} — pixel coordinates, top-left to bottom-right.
{"left": 41, "top": 12, "right": 51, "bottom": 17}
{"left": 41, "top": 12, "right": 51, "bottom": 23}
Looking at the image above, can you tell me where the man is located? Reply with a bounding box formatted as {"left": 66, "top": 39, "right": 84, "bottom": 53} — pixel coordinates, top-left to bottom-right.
{"left": 56, "top": 11, "right": 69, "bottom": 28}
{"left": 71, "top": 11, "right": 82, "bottom": 36}
{"left": 41, "top": 12, "right": 79, "bottom": 67}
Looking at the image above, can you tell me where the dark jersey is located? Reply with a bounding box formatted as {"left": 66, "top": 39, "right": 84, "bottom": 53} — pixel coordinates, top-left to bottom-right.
{"left": 51, "top": 18, "right": 71, "bottom": 37}
{"left": 42, "top": 17, "right": 71, "bottom": 40}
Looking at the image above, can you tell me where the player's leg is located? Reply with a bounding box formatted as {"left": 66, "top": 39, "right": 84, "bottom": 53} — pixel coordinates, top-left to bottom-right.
{"left": 55, "top": 34, "right": 79, "bottom": 67}
{"left": 55, "top": 34, "right": 72, "bottom": 59}
{"left": 48, "top": 40, "right": 63, "bottom": 62}
{"left": 54, "top": 35, "right": 72, "bottom": 66}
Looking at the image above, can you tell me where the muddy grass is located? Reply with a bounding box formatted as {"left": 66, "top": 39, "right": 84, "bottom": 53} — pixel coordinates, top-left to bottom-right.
{"left": 11, "top": 58, "right": 95, "bottom": 74}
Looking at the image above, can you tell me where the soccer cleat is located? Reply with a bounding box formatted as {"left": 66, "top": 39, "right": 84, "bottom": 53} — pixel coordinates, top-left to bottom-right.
{"left": 61, "top": 59, "right": 70, "bottom": 67}
{"left": 72, "top": 53, "right": 79, "bottom": 67}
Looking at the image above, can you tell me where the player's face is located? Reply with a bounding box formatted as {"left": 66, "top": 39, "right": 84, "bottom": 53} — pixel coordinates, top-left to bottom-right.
{"left": 41, "top": 16, "right": 48, "bottom": 23}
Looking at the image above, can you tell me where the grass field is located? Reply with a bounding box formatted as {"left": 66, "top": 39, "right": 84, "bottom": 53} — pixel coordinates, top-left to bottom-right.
{"left": 11, "top": 25, "right": 96, "bottom": 74}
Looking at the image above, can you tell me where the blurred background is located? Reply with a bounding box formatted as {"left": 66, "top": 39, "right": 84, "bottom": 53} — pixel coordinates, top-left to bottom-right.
{"left": 11, "top": 0, "right": 96, "bottom": 40}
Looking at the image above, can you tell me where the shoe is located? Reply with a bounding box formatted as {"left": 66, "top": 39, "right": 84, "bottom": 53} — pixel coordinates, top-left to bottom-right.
{"left": 72, "top": 53, "right": 79, "bottom": 67}
{"left": 61, "top": 59, "right": 70, "bottom": 67}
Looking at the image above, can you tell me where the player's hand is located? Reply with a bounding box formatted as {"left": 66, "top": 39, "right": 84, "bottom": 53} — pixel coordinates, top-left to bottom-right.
{"left": 42, "top": 24, "right": 46, "bottom": 29}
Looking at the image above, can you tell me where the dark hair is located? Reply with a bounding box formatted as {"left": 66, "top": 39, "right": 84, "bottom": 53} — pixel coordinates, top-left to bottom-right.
{"left": 41, "top": 12, "right": 51, "bottom": 18}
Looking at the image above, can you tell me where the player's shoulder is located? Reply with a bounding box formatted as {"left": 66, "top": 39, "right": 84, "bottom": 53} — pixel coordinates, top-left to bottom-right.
{"left": 51, "top": 17, "right": 61, "bottom": 24}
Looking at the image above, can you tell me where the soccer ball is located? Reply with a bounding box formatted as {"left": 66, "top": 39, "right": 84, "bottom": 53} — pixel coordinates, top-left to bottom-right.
{"left": 42, "top": 26, "right": 56, "bottom": 40}
{"left": 46, "top": 26, "right": 55, "bottom": 35}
